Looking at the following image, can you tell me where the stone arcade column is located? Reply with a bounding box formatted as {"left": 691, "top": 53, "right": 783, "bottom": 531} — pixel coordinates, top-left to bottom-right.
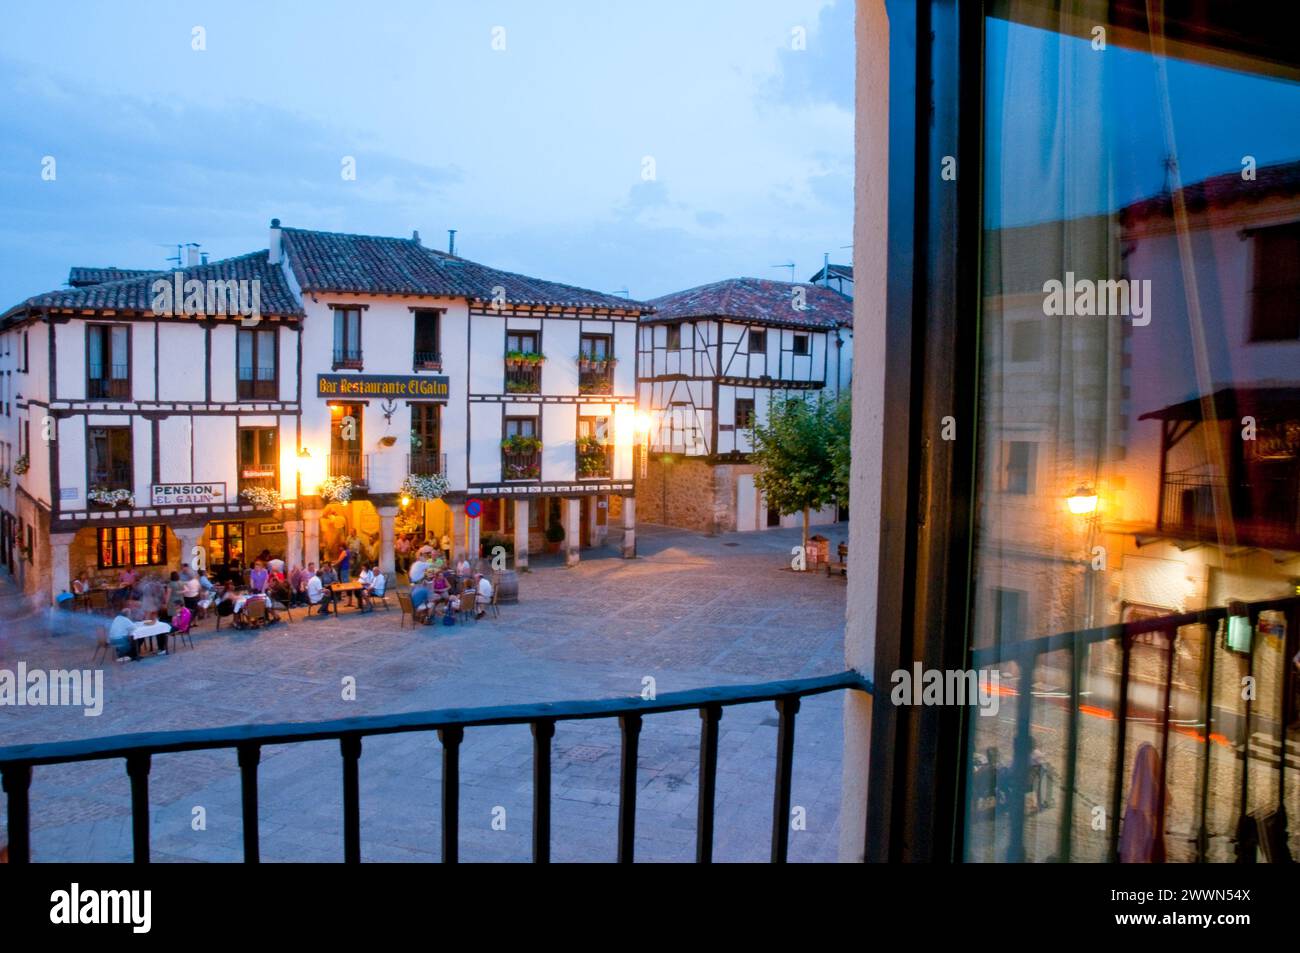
{"left": 513, "top": 499, "right": 530, "bottom": 571}
{"left": 174, "top": 525, "right": 206, "bottom": 574}
{"left": 445, "top": 501, "right": 465, "bottom": 562}
{"left": 283, "top": 519, "right": 304, "bottom": 570}
{"left": 621, "top": 495, "right": 636, "bottom": 558}
{"left": 48, "top": 531, "right": 75, "bottom": 605}
{"left": 561, "top": 497, "right": 581, "bottom": 568}
{"left": 302, "top": 508, "right": 322, "bottom": 570}
{"left": 377, "top": 505, "right": 398, "bottom": 576}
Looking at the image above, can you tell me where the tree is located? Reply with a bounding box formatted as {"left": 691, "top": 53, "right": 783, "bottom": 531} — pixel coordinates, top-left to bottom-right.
{"left": 749, "top": 393, "right": 850, "bottom": 563}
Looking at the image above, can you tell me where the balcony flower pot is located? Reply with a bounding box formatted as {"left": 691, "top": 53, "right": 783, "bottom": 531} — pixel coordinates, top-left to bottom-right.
{"left": 13, "top": 454, "right": 29, "bottom": 476}
{"left": 239, "top": 486, "right": 283, "bottom": 511}
{"left": 88, "top": 486, "right": 134, "bottom": 508}
{"left": 501, "top": 435, "right": 543, "bottom": 455}
{"left": 400, "top": 472, "right": 449, "bottom": 502}
{"left": 319, "top": 475, "right": 353, "bottom": 504}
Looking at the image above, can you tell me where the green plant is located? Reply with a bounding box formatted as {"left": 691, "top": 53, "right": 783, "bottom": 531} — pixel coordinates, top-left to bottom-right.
{"left": 319, "top": 475, "right": 353, "bottom": 504}
{"left": 501, "top": 434, "right": 542, "bottom": 454}
{"left": 750, "top": 393, "right": 850, "bottom": 560}
{"left": 13, "top": 454, "right": 29, "bottom": 476}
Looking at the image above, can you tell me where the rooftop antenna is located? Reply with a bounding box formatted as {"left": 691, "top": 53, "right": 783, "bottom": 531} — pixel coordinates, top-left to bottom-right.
{"left": 770, "top": 262, "right": 795, "bottom": 282}
{"left": 447, "top": 229, "right": 457, "bottom": 256}
{"left": 1160, "top": 154, "right": 1178, "bottom": 196}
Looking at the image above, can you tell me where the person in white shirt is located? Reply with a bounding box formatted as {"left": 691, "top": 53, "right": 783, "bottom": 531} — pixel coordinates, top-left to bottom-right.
{"left": 305, "top": 566, "right": 327, "bottom": 614}
{"left": 369, "top": 569, "right": 386, "bottom": 597}
{"left": 408, "top": 557, "right": 431, "bottom": 587}
{"left": 108, "top": 609, "right": 138, "bottom": 661}
{"left": 474, "top": 572, "right": 493, "bottom": 619}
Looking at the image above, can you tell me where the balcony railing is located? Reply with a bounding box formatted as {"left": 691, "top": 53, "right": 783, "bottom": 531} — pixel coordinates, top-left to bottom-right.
{"left": 578, "top": 365, "right": 615, "bottom": 396}
{"left": 969, "top": 593, "right": 1300, "bottom": 863}
{"left": 413, "top": 350, "right": 442, "bottom": 371}
{"left": 408, "top": 451, "right": 447, "bottom": 476}
{"left": 327, "top": 452, "right": 369, "bottom": 486}
{"left": 1160, "top": 469, "right": 1300, "bottom": 547}
{"left": 505, "top": 363, "right": 541, "bottom": 394}
{"left": 87, "top": 366, "right": 130, "bottom": 399}
{"left": 577, "top": 444, "right": 613, "bottom": 479}
{"left": 237, "top": 368, "right": 278, "bottom": 400}
{"left": 332, "top": 348, "right": 363, "bottom": 369}
{"left": 503, "top": 451, "right": 541, "bottom": 481}
{"left": 89, "top": 465, "right": 132, "bottom": 492}
{"left": 0, "top": 671, "right": 871, "bottom": 863}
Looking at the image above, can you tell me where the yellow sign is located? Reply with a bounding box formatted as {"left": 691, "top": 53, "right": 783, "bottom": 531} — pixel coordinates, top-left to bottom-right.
{"left": 316, "top": 374, "right": 449, "bottom": 400}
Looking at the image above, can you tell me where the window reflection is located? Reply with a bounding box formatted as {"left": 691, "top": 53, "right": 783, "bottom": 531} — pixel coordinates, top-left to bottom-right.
{"left": 969, "top": 7, "right": 1300, "bottom": 862}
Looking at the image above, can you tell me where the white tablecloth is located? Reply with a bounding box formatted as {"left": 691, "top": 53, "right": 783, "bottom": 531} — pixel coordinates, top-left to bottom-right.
{"left": 131, "top": 621, "right": 172, "bottom": 641}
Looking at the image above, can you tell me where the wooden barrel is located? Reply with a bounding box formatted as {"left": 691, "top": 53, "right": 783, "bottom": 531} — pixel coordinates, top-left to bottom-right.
{"left": 495, "top": 569, "right": 520, "bottom": 604}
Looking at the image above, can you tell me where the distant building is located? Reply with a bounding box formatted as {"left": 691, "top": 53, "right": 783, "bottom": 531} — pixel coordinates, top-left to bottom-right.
{"left": 809, "top": 263, "right": 854, "bottom": 298}
{"left": 635, "top": 277, "right": 852, "bottom": 533}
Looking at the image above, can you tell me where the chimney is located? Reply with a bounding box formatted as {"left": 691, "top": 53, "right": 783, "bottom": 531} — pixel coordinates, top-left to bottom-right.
{"left": 268, "top": 218, "right": 282, "bottom": 264}
{"left": 448, "top": 229, "right": 456, "bottom": 256}
{"left": 186, "top": 245, "right": 200, "bottom": 267}
{"left": 201, "top": 252, "right": 209, "bottom": 265}
{"left": 412, "top": 229, "right": 421, "bottom": 246}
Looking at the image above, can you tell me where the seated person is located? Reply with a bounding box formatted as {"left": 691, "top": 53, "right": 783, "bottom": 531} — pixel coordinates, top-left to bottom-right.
{"left": 474, "top": 572, "right": 494, "bottom": 619}
{"left": 108, "top": 608, "right": 138, "bottom": 662}
{"left": 431, "top": 571, "right": 451, "bottom": 604}
{"left": 410, "top": 582, "right": 433, "bottom": 623}
{"left": 249, "top": 560, "right": 269, "bottom": 594}
{"left": 306, "top": 566, "right": 329, "bottom": 614}
{"left": 407, "top": 557, "right": 431, "bottom": 588}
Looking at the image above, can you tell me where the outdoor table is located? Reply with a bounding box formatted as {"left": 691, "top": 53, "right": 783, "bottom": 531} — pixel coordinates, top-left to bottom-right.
{"left": 330, "top": 581, "right": 364, "bottom": 611}
{"left": 130, "top": 620, "right": 172, "bottom": 654}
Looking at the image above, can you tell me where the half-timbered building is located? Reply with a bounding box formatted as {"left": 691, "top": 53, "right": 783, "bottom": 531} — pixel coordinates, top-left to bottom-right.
{"left": 635, "top": 277, "right": 852, "bottom": 533}
{"left": 0, "top": 221, "right": 650, "bottom": 605}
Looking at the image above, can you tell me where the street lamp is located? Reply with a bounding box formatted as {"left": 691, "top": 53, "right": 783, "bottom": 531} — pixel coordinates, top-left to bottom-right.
{"left": 1067, "top": 484, "right": 1098, "bottom": 515}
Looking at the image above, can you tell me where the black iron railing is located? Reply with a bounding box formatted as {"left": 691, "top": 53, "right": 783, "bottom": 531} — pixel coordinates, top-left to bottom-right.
{"left": 332, "top": 348, "right": 363, "bottom": 369}
{"left": 237, "top": 367, "right": 278, "bottom": 400}
{"left": 969, "top": 593, "right": 1298, "bottom": 863}
{"left": 238, "top": 462, "right": 278, "bottom": 494}
{"left": 0, "top": 671, "right": 871, "bottom": 863}
{"left": 503, "top": 451, "right": 541, "bottom": 480}
{"left": 89, "top": 465, "right": 132, "bottom": 492}
{"left": 578, "top": 365, "right": 614, "bottom": 395}
{"left": 505, "top": 363, "right": 541, "bottom": 394}
{"left": 577, "top": 444, "right": 613, "bottom": 478}
{"left": 1160, "top": 469, "right": 1300, "bottom": 547}
{"left": 413, "top": 350, "right": 441, "bottom": 370}
{"left": 87, "top": 365, "right": 130, "bottom": 399}
{"left": 408, "top": 451, "right": 447, "bottom": 476}
{"left": 327, "top": 452, "right": 368, "bottom": 486}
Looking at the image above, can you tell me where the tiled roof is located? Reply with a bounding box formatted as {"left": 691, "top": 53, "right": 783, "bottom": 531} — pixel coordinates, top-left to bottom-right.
{"left": 14, "top": 252, "right": 304, "bottom": 319}
{"left": 281, "top": 227, "right": 649, "bottom": 311}
{"left": 1121, "top": 159, "right": 1300, "bottom": 223}
{"left": 645, "top": 277, "right": 852, "bottom": 329}
{"left": 68, "top": 267, "right": 161, "bottom": 288}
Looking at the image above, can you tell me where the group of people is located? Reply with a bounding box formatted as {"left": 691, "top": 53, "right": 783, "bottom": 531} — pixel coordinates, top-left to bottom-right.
{"left": 403, "top": 543, "right": 492, "bottom": 623}
{"left": 394, "top": 531, "right": 452, "bottom": 575}
{"left": 99, "top": 561, "right": 212, "bottom": 660}
{"left": 288, "top": 561, "right": 388, "bottom": 615}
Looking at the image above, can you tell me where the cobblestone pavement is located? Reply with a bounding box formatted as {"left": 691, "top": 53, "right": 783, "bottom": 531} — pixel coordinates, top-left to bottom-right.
{"left": 0, "top": 524, "right": 851, "bottom": 863}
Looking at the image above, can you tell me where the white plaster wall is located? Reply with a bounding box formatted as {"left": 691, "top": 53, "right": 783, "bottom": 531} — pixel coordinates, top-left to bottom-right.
{"left": 541, "top": 320, "right": 579, "bottom": 396}
{"left": 469, "top": 313, "right": 506, "bottom": 393}
{"left": 613, "top": 322, "right": 636, "bottom": 393}
{"left": 158, "top": 416, "right": 193, "bottom": 483}
{"left": 469, "top": 402, "right": 502, "bottom": 484}
{"left": 210, "top": 325, "right": 238, "bottom": 403}
{"left": 55, "top": 322, "right": 86, "bottom": 402}
{"left": 542, "top": 403, "right": 577, "bottom": 481}
{"left": 158, "top": 324, "right": 206, "bottom": 401}
{"left": 56, "top": 416, "right": 86, "bottom": 509}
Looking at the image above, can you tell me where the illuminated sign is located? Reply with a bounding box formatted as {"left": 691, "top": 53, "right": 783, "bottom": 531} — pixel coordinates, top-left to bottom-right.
{"left": 316, "top": 374, "right": 450, "bottom": 400}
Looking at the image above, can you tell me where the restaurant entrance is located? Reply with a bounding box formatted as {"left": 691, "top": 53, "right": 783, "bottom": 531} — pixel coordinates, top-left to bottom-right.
{"left": 205, "top": 521, "right": 245, "bottom": 582}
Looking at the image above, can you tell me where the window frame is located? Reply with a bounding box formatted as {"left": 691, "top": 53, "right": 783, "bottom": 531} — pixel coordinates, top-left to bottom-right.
{"left": 85, "top": 323, "right": 131, "bottom": 399}
{"left": 236, "top": 326, "right": 279, "bottom": 400}
{"left": 331, "top": 306, "right": 365, "bottom": 369}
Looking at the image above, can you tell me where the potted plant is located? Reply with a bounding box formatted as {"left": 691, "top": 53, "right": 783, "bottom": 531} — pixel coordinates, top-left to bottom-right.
{"left": 544, "top": 521, "right": 565, "bottom": 554}
{"left": 501, "top": 434, "right": 542, "bottom": 455}
{"left": 400, "top": 472, "right": 449, "bottom": 501}
{"left": 240, "top": 486, "right": 283, "bottom": 510}
{"left": 13, "top": 454, "right": 29, "bottom": 476}
{"left": 319, "top": 475, "right": 353, "bottom": 504}
{"left": 88, "top": 486, "right": 134, "bottom": 508}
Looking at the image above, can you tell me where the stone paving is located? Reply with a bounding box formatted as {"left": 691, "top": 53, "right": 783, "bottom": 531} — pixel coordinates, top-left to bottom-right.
{"left": 0, "top": 524, "right": 852, "bottom": 862}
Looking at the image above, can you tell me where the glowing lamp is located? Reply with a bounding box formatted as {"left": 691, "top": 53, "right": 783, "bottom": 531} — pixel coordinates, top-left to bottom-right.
{"left": 1067, "top": 485, "right": 1098, "bottom": 515}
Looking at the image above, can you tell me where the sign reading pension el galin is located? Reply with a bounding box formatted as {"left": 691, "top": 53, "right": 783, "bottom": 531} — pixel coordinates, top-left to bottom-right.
{"left": 150, "top": 482, "right": 227, "bottom": 506}
{"left": 317, "top": 374, "right": 450, "bottom": 400}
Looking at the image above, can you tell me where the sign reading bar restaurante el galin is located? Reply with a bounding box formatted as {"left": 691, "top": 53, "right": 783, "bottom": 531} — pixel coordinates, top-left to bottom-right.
{"left": 150, "top": 482, "right": 227, "bottom": 506}
{"left": 317, "top": 374, "right": 450, "bottom": 400}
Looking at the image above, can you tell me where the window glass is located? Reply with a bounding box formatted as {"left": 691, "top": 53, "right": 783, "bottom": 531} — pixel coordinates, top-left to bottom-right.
{"left": 966, "top": 5, "right": 1300, "bottom": 863}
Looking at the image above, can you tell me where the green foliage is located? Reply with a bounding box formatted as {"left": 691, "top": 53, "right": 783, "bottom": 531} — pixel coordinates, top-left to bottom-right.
{"left": 749, "top": 393, "right": 850, "bottom": 522}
